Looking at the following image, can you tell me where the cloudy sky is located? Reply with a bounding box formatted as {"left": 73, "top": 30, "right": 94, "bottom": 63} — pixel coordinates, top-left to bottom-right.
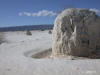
{"left": 0, "top": 0, "right": 100, "bottom": 27}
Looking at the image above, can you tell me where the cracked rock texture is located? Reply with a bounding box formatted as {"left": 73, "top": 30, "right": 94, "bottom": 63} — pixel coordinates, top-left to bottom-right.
{"left": 52, "top": 8, "right": 100, "bottom": 57}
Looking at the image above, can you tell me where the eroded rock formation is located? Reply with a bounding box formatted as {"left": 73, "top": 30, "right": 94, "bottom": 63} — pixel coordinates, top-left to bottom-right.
{"left": 52, "top": 8, "right": 100, "bottom": 57}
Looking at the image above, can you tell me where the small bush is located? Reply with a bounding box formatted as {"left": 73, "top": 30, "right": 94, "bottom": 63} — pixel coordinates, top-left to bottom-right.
{"left": 0, "top": 33, "right": 4, "bottom": 44}
{"left": 41, "top": 29, "right": 45, "bottom": 31}
{"left": 48, "top": 30, "right": 52, "bottom": 34}
{"left": 26, "top": 30, "right": 32, "bottom": 35}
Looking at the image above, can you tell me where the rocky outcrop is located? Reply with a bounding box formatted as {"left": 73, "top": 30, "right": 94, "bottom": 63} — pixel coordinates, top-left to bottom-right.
{"left": 52, "top": 8, "right": 100, "bottom": 57}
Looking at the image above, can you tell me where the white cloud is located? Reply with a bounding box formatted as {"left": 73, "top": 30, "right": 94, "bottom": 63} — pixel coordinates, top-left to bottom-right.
{"left": 18, "top": 10, "right": 57, "bottom": 17}
{"left": 18, "top": 13, "right": 23, "bottom": 16}
{"left": 32, "top": 10, "right": 57, "bottom": 17}
{"left": 90, "top": 8, "right": 100, "bottom": 14}
{"left": 23, "top": 12, "right": 31, "bottom": 16}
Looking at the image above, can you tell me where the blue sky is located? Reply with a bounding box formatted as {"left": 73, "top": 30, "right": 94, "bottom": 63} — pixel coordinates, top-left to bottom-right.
{"left": 0, "top": 0, "right": 100, "bottom": 27}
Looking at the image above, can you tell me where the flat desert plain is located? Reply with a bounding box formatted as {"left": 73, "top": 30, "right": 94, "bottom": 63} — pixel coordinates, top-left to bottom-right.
{"left": 0, "top": 30, "right": 100, "bottom": 75}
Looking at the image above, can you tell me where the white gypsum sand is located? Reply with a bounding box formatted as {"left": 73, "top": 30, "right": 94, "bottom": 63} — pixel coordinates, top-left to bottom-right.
{"left": 0, "top": 30, "right": 100, "bottom": 75}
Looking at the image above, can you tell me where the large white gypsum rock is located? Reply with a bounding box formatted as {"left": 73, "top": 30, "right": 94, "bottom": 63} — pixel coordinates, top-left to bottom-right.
{"left": 52, "top": 8, "right": 100, "bottom": 57}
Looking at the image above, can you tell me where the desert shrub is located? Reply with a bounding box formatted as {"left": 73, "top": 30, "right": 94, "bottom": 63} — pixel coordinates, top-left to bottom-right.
{"left": 0, "top": 32, "right": 4, "bottom": 44}
{"left": 26, "top": 30, "right": 32, "bottom": 35}
{"left": 48, "top": 30, "right": 52, "bottom": 34}
{"left": 41, "top": 29, "right": 45, "bottom": 31}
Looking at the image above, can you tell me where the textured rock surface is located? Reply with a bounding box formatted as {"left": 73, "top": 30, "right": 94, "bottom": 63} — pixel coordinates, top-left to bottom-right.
{"left": 52, "top": 8, "right": 100, "bottom": 57}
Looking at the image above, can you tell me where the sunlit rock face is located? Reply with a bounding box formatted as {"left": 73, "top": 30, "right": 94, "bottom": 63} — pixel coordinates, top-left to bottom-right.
{"left": 52, "top": 8, "right": 100, "bottom": 57}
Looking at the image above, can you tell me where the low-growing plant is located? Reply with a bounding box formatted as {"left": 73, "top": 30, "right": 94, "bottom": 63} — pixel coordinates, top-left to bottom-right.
{"left": 48, "top": 30, "right": 52, "bottom": 34}
{"left": 0, "top": 32, "right": 4, "bottom": 44}
{"left": 26, "top": 30, "right": 32, "bottom": 35}
{"left": 41, "top": 29, "right": 45, "bottom": 31}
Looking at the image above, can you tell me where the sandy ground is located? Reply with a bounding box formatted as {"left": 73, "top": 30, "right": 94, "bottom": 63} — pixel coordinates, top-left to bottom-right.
{"left": 0, "top": 30, "right": 100, "bottom": 75}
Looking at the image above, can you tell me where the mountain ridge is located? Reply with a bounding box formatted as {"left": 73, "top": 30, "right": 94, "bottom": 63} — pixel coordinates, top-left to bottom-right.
{"left": 0, "top": 24, "right": 54, "bottom": 32}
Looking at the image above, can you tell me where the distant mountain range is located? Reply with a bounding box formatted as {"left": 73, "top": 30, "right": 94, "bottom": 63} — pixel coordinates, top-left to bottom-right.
{"left": 0, "top": 24, "right": 54, "bottom": 32}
